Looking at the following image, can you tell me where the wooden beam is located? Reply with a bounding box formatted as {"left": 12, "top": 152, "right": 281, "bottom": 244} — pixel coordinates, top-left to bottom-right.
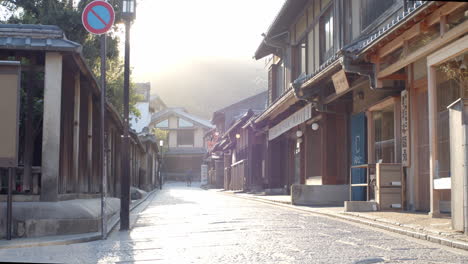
{"left": 368, "top": 97, "right": 397, "bottom": 112}
{"left": 381, "top": 74, "right": 407, "bottom": 80}
{"left": 375, "top": 56, "right": 383, "bottom": 88}
{"left": 378, "top": 22, "right": 422, "bottom": 58}
{"left": 426, "top": 2, "right": 467, "bottom": 27}
{"left": 440, "top": 15, "right": 447, "bottom": 36}
{"left": 427, "top": 33, "right": 468, "bottom": 67}
{"left": 378, "top": 19, "right": 468, "bottom": 78}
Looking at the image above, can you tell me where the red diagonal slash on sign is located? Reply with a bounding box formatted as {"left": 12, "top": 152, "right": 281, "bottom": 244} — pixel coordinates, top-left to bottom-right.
{"left": 90, "top": 8, "right": 108, "bottom": 27}
{"left": 82, "top": 1, "right": 115, "bottom": 35}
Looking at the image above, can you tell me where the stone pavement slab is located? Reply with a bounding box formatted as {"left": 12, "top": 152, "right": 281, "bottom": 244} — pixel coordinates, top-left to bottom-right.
{"left": 3, "top": 182, "right": 468, "bottom": 263}
{"left": 218, "top": 189, "right": 468, "bottom": 251}
{"left": 0, "top": 189, "right": 157, "bottom": 249}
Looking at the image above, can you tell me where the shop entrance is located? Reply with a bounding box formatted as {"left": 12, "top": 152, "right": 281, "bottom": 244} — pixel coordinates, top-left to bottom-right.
{"left": 350, "top": 113, "right": 367, "bottom": 201}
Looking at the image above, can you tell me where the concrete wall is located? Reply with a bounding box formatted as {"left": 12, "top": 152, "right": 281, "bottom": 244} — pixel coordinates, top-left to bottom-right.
{"left": 291, "top": 184, "right": 349, "bottom": 206}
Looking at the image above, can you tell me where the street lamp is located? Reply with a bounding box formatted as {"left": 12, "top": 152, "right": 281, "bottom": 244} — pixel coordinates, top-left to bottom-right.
{"left": 158, "top": 140, "right": 164, "bottom": 190}
{"left": 122, "top": 0, "right": 136, "bottom": 20}
{"left": 120, "top": 0, "right": 136, "bottom": 231}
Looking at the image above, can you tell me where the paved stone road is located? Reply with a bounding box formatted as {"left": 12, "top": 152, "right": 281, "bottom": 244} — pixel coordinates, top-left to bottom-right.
{"left": 2, "top": 183, "right": 468, "bottom": 263}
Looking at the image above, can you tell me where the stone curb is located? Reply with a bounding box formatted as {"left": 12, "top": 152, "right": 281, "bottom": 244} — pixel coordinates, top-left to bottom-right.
{"left": 0, "top": 189, "right": 158, "bottom": 250}
{"left": 218, "top": 191, "right": 468, "bottom": 252}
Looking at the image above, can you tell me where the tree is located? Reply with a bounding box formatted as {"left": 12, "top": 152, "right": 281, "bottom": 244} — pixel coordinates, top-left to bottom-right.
{"left": 152, "top": 128, "right": 169, "bottom": 152}
{"left": 0, "top": 0, "right": 140, "bottom": 118}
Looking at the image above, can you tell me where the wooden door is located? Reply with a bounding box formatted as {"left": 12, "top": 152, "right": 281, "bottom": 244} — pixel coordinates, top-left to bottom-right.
{"left": 415, "top": 86, "right": 430, "bottom": 212}
{"left": 350, "top": 113, "right": 367, "bottom": 201}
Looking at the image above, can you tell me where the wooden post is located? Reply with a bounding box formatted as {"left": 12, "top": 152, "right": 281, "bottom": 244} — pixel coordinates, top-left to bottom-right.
{"left": 394, "top": 97, "right": 402, "bottom": 163}
{"left": 6, "top": 168, "right": 13, "bottom": 240}
{"left": 87, "top": 94, "right": 93, "bottom": 193}
{"left": 366, "top": 111, "right": 375, "bottom": 164}
{"left": 41, "top": 53, "right": 62, "bottom": 202}
{"left": 23, "top": 66, "right": 35, "bottom": 193}
{"left": 73, "top": 72, "right": 81, "bottom": 193}
{"left": 428, "top": 65, "right": 440, "bottom": 217}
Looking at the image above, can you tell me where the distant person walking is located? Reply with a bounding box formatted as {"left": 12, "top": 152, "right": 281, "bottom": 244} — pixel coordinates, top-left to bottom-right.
{"left": 185, "top": 169, "right": 193, "bottom": 187}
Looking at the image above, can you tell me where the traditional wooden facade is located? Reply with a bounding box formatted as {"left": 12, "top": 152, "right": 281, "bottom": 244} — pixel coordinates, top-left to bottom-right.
{"left": 0, "top": 25, "right": 159, "bottom": 238}
{"left": 207, "top": 92, "right": 267, "bottom": 189}
{"left": 350, "top": 1, "right": 468, "bottom": 229}
{"left": 150, "top": 107, "right": 213, "bottom": 181}
{"left": 255, "top": 0, "right": 468, "bottom": 229}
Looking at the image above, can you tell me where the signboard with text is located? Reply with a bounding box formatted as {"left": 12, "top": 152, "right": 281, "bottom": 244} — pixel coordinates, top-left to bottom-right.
{"left": 0, "top": 61, "right": 21, "bottom": 167}
{"left": 332, "top": 70, "right": 350, "bottom": 94}
{"left": 268, "top": 104, "right": 312, "bottom": 141}
{"left": 401, "top": 90, "right": 410, "bottom": 167}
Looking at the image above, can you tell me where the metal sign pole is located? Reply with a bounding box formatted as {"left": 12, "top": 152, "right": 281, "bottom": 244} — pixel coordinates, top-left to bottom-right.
{"left": 100, "top": 33, "right": 108, "bottom": 240}
{"left": 6, "top": 168, "right": 13, "bottom": 240}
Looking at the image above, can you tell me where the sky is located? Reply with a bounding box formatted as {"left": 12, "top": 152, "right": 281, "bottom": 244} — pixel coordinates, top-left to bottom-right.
{"left": 129, "top": 0, "right": 285, "bottom": 81}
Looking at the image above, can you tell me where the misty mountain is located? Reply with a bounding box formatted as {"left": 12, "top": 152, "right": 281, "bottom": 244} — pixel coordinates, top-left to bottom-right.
{"left": 150, "top": 58, "right": 267, "bottom": 120}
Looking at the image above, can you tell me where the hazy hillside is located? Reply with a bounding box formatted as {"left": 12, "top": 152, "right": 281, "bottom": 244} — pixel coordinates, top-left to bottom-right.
{"left": 150, "top": 58, "right": 267, "bottom": 120}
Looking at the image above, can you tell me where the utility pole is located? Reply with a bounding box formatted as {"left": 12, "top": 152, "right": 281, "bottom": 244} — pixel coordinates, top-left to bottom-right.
{"left": 120, "top": 0, "right": 136, "bottom": 231}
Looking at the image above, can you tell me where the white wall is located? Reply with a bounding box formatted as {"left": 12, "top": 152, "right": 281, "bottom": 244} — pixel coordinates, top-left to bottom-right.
{"left": 131, "top": 102, "right": 151, "bottom": 132}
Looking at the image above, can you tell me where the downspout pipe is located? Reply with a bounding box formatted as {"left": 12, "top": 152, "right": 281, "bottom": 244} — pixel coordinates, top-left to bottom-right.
{"left": 463, "top": 99, "right": 468, "bottom": 234}
{"left": 342, "top": 55, "right": 377, "bottom": 89}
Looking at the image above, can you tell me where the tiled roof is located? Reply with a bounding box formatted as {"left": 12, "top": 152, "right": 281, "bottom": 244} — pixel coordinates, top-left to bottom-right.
{"left": 151, "top": 108, "right": 214, "bottom": 129}
{"left": 345, "top": 1, "right": 430, "bottom": 56}
{"left": 0, "top": 24, "right": 81, "bottom": 52}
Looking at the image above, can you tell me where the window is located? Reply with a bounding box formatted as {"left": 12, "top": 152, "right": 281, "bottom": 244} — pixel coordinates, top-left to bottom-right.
{"left": 436, "top": 64, "right": 462, "bottom": 178}
{"left": 373, "top": 105, "right": 395, "bottom": 163}
{"left": 361, "top": 0, "right": 395, "bottom": 30}
{"left": 296, "top": 40, "right": 307, "bottom": 78}
{"left": 178, "top": 118, "right": 193, "bottom": 128}
{"left": 275, "top": 61, "right": 284, "bottom": 99}
{"left": 177, "top": 130, "right": 194, "bottom": 146}
{"left": 320, "top": 7, "right": 334, "bottom": 64}
{"left": 156, "top": 119, "right": 168, "bottom": 128}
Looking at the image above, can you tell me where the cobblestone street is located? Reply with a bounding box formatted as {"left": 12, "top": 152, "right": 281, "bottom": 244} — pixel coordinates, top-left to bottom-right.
{"left": 2, "top": 183, "right": 468, "bottom": 263}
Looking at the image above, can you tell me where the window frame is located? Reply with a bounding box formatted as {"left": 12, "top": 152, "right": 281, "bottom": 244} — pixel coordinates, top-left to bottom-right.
{"left": 319, "top": 6, "right": 334, "bottom": 64}
{"left": 177, "top": 129, "right": 195, "bottom": 147}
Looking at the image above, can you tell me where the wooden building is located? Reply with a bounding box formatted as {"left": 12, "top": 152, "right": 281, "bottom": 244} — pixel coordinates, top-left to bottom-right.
{"left": 150, "top": 107, "right": 213, "bottom": 181}
{"left": 255, "top": 0, "right": 468, "bottom": 230}
{"left": 207, "top": 92, "right": 268, "bottom": 189}
{"left": 348, "top": 1, "right": 468, "bottom": 230}
{"left": 0, "top": 25, "right": 159, "bottom": 238}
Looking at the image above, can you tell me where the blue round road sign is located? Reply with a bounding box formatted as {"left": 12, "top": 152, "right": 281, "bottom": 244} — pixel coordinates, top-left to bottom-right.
{"left": 82, "top": 1, "right": 115, "bottom": 35}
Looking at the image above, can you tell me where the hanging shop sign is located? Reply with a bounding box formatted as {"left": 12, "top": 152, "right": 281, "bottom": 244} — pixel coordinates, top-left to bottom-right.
{"left": 0, "top": 61, "right": 21, "bottom": 167}
{"left": 401, "top": 90, "right": 410, "bottom": 167}
{"left": 332, "top": 70, "right": 350, "bottom": 94}
{"left": 269, "top": 104, "right": 312, "bottom": 141}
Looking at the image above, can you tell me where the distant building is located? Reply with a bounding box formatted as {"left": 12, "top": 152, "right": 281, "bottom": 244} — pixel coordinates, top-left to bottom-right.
{"left": 150, "top": 107, "right": 214, "bottom": 181}
{"left": 206, "top": 91, "right": 268, "bottom": 188}
{"left": 211, "top": 91, "right": 267, "bottom": 134}
{"left": 131, "top": 83, "right": 167, "bottom": 133}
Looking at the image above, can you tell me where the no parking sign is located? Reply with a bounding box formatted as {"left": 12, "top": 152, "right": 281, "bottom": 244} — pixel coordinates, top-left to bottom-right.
{"left": 82, "top": 0, "right": 115, "bottom": 35}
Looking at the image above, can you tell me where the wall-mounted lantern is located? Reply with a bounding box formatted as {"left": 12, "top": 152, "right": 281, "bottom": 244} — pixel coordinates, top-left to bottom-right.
{"left": 296, "top": 130, "right": 303, "bottom": 138}
{"left": 311, "top": 123, "right": 320, "bottom": 131}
